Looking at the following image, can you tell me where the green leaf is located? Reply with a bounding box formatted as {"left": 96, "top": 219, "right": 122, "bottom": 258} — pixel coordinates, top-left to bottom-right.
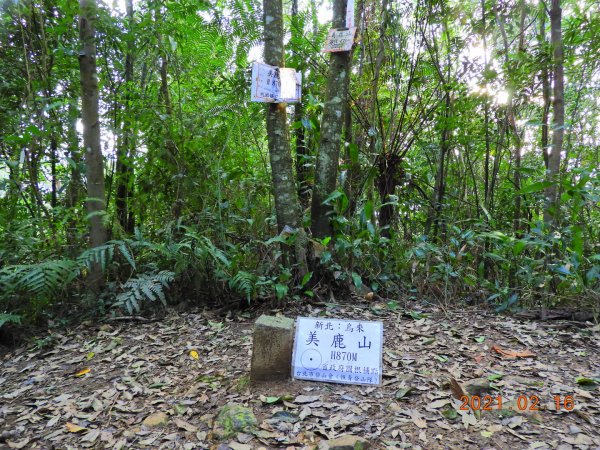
{"left": 323, "top": 190, "right": 343, "bottom": 205}
{"left": 474, "top": 336, "right": 486, "bottom": 343}
{"left": 117, "top": 242, "right": 136, "bottom": 270}
{"left": 348, "top": 143, "right": 359, "bottom": 165}
{"left": 512, "top": 240, "right": 526, "bottom": 256}
{"left": 395, "top": 386, "right": 413, "bottom": 399}
{"left": 351, "top": 272, "right": 362, "bottom": 289}
{"left": 517, "top": 181, "right": 554, "bottom": 195}
{"left": 575, "top": 377, "right": 598, "bottom": 388}
{"left": 300, "top": 271, "right": 312, "bottom": 288}
{"left": 275, "top": 283, "right": 288, "bottom": 300}
{"left": 260, "top": 395, "right": 282, "bottom": 404}
{"left": 387, "top": 300, "right": 399, "bottom": 311}
{"left": 441, "top": 407, "right": 457, "bottom": 420}
{"left": 363, "top": 200, "right": 373, "bottom": 220}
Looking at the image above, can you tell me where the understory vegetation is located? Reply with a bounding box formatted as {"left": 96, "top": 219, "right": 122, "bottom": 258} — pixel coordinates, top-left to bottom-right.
{"left": 0, "top": 0, "right": 598, "bottom": 337}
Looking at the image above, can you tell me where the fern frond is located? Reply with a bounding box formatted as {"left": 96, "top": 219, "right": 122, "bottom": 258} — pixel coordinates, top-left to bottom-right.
{"left": 0, "top": 260, "right": 80, "bottom": 300}
{"left": 77, "top": 240, "right": 137, "bottom": 272}
{"left": 115, "top": 270, "right": 175, "bottom": 314}
{"left": 0, "top": 313, "right": 23, "bottom": 328}
{"left": 229, "top": 270, "right": 257, "bottom": 302}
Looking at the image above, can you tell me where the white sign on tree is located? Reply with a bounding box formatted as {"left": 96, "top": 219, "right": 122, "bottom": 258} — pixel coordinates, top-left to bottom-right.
{"left": 250, "top": 62, "right": 302, "bottom": 103}
{"left": 292, "top": 317, "right": 383, "bottom": 386}
{"left": 322, "top": 27, "right": 357, "bottom": 53}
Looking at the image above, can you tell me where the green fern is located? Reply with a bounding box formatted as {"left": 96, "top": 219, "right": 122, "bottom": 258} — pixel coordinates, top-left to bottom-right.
{"left": 77, "top": 240, "right": 136, "bottom": 272}
{"left": 0, "top": 260, "right": 80, "bottom": 300}
{"left": 0, "top": 313, "right": 22, "bottom": 328}
{"left": 115, "top": 271, "right": 175, "bottom": 314}
{"left": 229, "top": 270, "right": 257, "bottom": 302}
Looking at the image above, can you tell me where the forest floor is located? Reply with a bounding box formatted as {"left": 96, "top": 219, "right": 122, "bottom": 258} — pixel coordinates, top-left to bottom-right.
{"left": 1, "top": 298, "right": 599, "bottom": 450}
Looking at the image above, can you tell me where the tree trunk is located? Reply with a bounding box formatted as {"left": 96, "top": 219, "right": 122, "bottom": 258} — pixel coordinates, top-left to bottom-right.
{"left": 263, "top": 0, "right": 307, "bottom": 276}
{"left": 482, "top": 0, "right": 491, "bottom": 209}
{"left": 539, "top": 4, "right": 551, "bottom": 170}
{"left": 310, "top": 0, "right": 353, "bottom": 239}
{"left": 115, "top": 0, "right": 135, "bottom": 233}
{"left": 544, "top": 0, "right": 564, "bottom": 226}
{"left": 430, "top": 92, "right": 450, "bottom": 240}
{"left": 79, "top": 0, "right": 108, "bottom": 291}
{"left": 291, "top": 0, "right": 309, "bottom": 210}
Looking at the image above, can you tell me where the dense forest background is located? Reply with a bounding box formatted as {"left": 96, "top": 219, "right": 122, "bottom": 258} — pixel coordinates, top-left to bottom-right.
{"left": 0, "top": 0, "right": 598, "bottom": 334}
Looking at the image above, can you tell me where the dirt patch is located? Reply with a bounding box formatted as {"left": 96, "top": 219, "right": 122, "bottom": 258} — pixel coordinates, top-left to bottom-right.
{"left": 0, "top": 300, "right": 599, "bottom": 449}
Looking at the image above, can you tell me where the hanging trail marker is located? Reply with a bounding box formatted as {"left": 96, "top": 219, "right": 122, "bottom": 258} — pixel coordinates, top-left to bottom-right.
{"left": 250, "top": 62, "right": 302, "bottom": 103}
{"left": 292, "top": 316, "right": 383, "bottom": 386}
{"left": 346, "top": 0, "right": 355, "bottom": 28}
{"left": 322, "top": 27, "right": 357, "bottom": 53}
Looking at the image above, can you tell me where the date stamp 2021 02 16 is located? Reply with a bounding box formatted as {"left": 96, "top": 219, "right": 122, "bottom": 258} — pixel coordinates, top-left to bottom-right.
{"left": 459, "top": 395, "right": 576, "bottom": 411}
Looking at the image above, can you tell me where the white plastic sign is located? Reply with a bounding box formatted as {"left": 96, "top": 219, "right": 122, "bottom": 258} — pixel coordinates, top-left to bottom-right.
{"left": 292, "top": 317, "right": 383, "bottom": 386}
{"left": 346, "top": 0, "right": 355, "bottom": 28}
{"left": 250, "top": 62, "right": 302, "bottom": 103}
{"left": 322, "top": 28, "right": 357, "bottom": 53}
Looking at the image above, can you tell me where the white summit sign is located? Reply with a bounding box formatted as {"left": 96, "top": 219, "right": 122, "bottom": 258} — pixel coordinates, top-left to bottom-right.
{"left": 292, "top": 317, "right": 383, "bottom": 386}
{"left": 250, "top": 62, "right": 302, "bottom": 103}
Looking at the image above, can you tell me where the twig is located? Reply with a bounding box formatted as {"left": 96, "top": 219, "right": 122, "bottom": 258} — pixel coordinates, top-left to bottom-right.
{"left": 106, "top": 316, "right": 154, "bottom": 322}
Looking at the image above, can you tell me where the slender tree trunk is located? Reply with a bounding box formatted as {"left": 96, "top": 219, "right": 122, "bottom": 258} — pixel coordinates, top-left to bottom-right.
{"left": 65, "top": 98, "right": 83, "bottom": 255}
{"left": 544, "top": 0, "right": 564, "bottom": 226}
{"left": 495, "top": 2, "right": 525, "bottom": 234}
{"left": 482, "top": 0, "right": 491, "bottom": 209}
{"left": 431, "top": 92, "right": 450, "bottom": 240}
{"left": 291, "top": 0, "right": 310, "bottom": 210}
{"left": 115, "top": 0, "right": 135, "bottom": 233}
{"left": 310, "top": 0, "right": 353, "bottom": 238}
{"left": 263, "top": 0, "right": 307, "bottom": 277}
{"left": 539, "top": 4, "right": 551, "bottom": 170}
{"left": 79, "top": 0, "right": 108, "bottom": 291}
{"left": 344, "top": 0, "right": 364, "bottom": 216}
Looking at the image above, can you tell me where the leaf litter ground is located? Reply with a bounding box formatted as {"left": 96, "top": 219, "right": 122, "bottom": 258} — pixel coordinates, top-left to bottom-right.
{"left": 1, "top": 300, "right": 599, "bottom": 449}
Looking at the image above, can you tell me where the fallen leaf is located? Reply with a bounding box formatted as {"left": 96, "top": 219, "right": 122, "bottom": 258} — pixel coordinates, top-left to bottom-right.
{"left": 7, "top": 439, "right": 30, "bottom": 449}
{"left": 259, "top": 395, "right": 282, "bottom": 404}
{"left": 428, "top": 399, "right": 450, "bottom": 409}
{"left": 395, "top": 386, "right": 413, "bottom": 399}
{"left": 65, "top": 422, "right": 87, "bottom": 433}
{"left": 293, "top": 395, "right": 320, "bottom": 404}
{"left": 81, "top": 429, "right": 100, "bottom": 443}
{"left": 74, "top": 367, "right": 91, "bottom": 377}
{"left": 270, "top": 411, "right": 300, "bottom": 423}
{"left": 491, "top": 345, "right": 535, "bottom": 358}
{"left": 449, "top": 377, "right": 468, "bottom": 400}
{"left": 228, "top": 443, "right": 253, "bottom": 450}
{"left": 411, "top": 409, "right": 427, "bottom": 429}
{"left": 189, "top": 350, "right": 199, "bottom": 360}
{"left": 142, "top": 411, "right": 169, "bottom": 427}
{"left": 173, "top": 418, "right": 198, "bottom": 432}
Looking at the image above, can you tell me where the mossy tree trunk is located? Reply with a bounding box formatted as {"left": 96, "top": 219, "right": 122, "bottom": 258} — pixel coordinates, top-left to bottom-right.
{"left": 544, "top": 0, "right": 564, "bottom": 227}
{"left": 115, "top": 0, "right": 135, "bottom": 234}
{"left": 263, "top": 0, "right": 307, "bottom": 277}
{"left": 310, "top": 0, "right": 353, "bottom": 239}
{"left": 79, "top": 0, "right": 108, "bottom": 291}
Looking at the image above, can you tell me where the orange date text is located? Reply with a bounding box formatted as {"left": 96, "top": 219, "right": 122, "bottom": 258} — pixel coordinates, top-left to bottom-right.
{"left": 459, "top": 395, "right": 575, "bottom": 411}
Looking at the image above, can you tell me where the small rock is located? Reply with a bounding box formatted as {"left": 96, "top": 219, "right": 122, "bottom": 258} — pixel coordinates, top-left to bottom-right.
{"left": 567, "top": 425, "right": 581, "bottom": 435}
{"left": 142, "top": 412, "right": 168, "bottom": 428}
{"left": 321, "top": 435, "right": 371, "bottom": 450}
{"left": 213, "top": 404, "right": 258, "bottom": 440}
